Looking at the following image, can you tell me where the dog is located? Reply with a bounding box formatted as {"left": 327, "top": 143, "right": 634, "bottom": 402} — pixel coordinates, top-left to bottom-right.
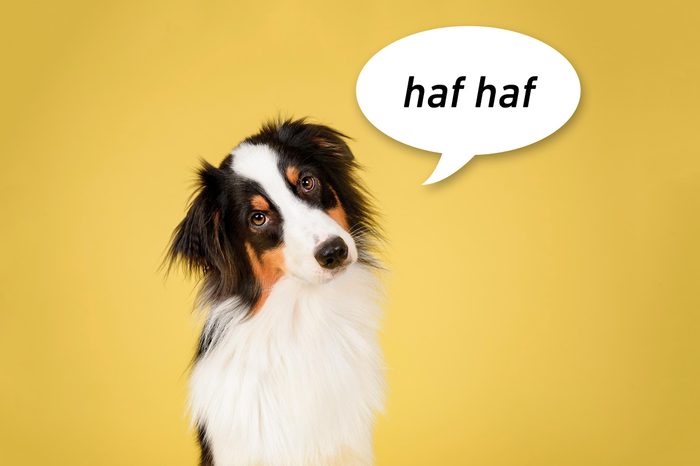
{"left": 167, "top": 119, "right": 385, "bottom": 466}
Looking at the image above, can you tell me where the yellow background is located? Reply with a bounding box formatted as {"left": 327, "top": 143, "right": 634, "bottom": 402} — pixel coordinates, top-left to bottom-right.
{"left": 2, "top": 1, "right": 699, "bottom": 465}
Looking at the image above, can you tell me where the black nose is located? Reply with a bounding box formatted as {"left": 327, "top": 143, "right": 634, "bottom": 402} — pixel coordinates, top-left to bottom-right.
{"left": 314, "top": 236, "right": 349, "bottom": 270}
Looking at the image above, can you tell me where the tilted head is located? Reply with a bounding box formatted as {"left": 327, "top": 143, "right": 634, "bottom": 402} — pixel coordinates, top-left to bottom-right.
{"left": 167, "top": 119, "right": 378, "bottom": 314}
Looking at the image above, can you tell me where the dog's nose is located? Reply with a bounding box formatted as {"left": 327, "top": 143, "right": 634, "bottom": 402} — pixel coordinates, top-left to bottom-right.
{"left": 314, "top": 236, "right": 349, "bottom": 270}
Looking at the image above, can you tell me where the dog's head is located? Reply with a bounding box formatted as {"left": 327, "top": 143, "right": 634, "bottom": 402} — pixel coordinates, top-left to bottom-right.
{"left": 167, "top": 119, "right": 378, "bottom": 313}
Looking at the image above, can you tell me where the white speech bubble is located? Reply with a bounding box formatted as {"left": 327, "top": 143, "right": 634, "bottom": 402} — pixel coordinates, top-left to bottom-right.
{"left": 356, "top": 26, "right": 581, "bottom": 184}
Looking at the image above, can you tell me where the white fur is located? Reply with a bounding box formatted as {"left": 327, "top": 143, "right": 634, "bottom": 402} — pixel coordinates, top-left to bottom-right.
{"left": 190, "top": 264, "right": 384, "bottom": 466}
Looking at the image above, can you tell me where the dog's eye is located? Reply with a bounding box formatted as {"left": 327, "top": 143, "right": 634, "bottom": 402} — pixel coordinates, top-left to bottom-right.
{"left": 299, "top": 176, "right": 317, "bottom": 192}
{"left": 249, "top": 211, "right": 267, "bottom": 227}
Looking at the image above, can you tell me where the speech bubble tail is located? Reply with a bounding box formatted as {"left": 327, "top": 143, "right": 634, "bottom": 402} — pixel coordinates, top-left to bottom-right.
{"left": 422, "top": 152, "right": 476, "bottom": 185}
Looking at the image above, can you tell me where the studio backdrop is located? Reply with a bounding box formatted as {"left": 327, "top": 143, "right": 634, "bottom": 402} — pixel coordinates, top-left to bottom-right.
{"left": 1, "top": 1, "right": 699, "bottom": 465}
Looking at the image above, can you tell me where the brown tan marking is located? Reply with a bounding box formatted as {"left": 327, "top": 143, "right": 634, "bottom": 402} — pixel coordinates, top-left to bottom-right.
{"left": 285, "top": 166, "right": 299, "bottom": 186}
{"left": 250, "top": 195, "right": 270, "bottom": 211}
{"left": 326, "top": 187, "right": 349, "bottom": 232}
{"left": 245, "top": 242, "right": 285, "bottom": 314}
{"left": 312, "top": 136, "right": 342, "bottom": 152}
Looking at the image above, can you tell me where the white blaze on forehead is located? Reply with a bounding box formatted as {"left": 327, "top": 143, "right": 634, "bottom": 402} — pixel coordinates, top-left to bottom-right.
{"left": 231, "top": 143, "right": 296, "bottom": 212}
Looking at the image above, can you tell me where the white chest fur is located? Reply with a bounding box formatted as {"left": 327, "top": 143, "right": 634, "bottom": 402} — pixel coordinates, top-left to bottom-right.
{"left": 190, "top": 264, "right": 385, "bottom": 466}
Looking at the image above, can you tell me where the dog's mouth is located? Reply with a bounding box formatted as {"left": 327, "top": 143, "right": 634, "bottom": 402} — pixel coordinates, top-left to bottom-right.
{"left": 315, "top": 258, "right": 354, "bottom": 284}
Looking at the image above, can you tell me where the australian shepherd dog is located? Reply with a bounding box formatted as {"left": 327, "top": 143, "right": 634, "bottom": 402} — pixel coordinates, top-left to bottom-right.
{"left": 167, "top": 119, "right": 385, "bottom": 466}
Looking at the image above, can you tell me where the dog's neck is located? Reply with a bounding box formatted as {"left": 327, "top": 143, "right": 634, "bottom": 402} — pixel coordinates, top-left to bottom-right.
{"left": 190, "top": 263, "right": 384, "bottom": 466}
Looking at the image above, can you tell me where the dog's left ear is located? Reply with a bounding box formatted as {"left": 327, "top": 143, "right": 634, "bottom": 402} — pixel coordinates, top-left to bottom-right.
{"left": 166, "top": 160, "right": 229, "bottom": 278}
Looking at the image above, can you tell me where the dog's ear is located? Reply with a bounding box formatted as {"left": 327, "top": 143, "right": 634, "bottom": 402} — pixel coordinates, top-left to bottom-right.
{"left": 310, "top": 124, "right": 355, "bottom": 161}
{"left": 167, "top": 160, "right": 229, "bottom": 278}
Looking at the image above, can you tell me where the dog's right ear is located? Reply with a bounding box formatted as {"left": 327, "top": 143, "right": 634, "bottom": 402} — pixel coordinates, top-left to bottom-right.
{"left": 166, "top": 160, "right": 228, "bottom": 277}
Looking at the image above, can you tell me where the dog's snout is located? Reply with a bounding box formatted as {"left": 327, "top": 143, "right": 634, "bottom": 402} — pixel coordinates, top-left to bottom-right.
{"left": 314, "top": 236, "right": 348, "bottom": 270}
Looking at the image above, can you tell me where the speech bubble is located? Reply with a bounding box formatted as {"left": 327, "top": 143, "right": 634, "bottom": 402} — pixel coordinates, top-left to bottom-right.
{"left": 356, "top": 26, "right": 581, "bottom": 184}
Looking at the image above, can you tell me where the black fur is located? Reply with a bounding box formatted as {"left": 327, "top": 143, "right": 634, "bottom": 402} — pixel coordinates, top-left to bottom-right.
{"left": 167, "top": 157, "right": 260, "bottom": 312}
{"left": 196, "top": 425, "right": 214, "bottom": 466}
